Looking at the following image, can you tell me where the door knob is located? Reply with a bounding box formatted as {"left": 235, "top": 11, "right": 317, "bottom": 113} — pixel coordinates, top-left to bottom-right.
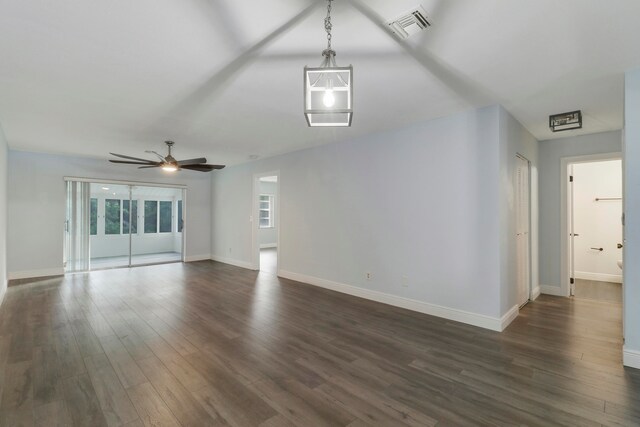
{"left": 590, "top": 247, "right": 604, "bottom": 251}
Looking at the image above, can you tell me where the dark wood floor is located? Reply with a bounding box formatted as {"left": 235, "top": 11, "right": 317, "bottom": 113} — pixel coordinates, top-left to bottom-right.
{"left": 0, "top": 261, "right": 638, "bottom": 426}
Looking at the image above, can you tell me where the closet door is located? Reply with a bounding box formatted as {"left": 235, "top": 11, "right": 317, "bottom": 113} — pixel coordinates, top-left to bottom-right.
{"left": 515, "top": 156, "right": 531, "bottom": 307}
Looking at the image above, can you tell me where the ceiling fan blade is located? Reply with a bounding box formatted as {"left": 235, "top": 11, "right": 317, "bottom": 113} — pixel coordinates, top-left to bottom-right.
{"left": 138, "top": 165, "right": 161, "bottom": 169}
{"left": 346, "top": 0, "right": 489, "bottom": 106}
{"left": 110, "top": 152, "right": 156, "bottom": 163}
{"left": 177, "top": 157, "right": 207, "bottom": 166}
{"left": 109, "top": 160, "right": 159, "bottom": 165}
{"left": 182, "top": 164, "right": 226, "bottom": 172}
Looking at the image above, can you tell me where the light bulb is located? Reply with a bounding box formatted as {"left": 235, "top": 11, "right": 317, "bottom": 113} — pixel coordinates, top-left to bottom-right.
{"left": 162, "top": 165, "right": 178, "bottom": 172}
{"left": 323, "top": 89, "right": 335, "bottom": 107}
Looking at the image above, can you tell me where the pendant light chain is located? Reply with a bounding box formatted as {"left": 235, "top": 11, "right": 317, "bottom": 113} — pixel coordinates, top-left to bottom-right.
{"left": 325, "top": 0, "right": 333, "bottom": 52}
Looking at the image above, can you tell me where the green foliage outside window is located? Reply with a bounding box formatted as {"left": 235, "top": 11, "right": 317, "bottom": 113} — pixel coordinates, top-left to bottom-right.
{"left": 105, "top": 199, "right": 121, "bottom": 235}
{"left": 90, "top": 198, "right": 97, "bottom": 235}
{"left": 123, "top": 200, "right": 137, "bottom": 234}
{"left": 144, "top": 201, "right": 157, "bottom": 233}
{"left": 159, "top": 201, "right": 172, "bottom": 233}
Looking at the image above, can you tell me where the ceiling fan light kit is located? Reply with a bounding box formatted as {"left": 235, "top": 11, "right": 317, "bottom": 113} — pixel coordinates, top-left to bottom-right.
{"left": 304, "top": 0, "right": 353, "bottom": 127}
{"left": 109, "top": 140, "right": 225, "bottom": 173}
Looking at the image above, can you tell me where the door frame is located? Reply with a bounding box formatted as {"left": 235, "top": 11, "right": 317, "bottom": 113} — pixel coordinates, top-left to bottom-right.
{"left": 252, "top": 171, "right": 280, "bottom": 273}
{"left": 515, "top": 154, "right": 533, "bottom": 306}
{"left": 560, "top": 152, "right": 622, "bottom": 297}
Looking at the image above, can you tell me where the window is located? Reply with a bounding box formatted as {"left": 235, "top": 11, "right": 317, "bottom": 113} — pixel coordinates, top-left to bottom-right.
{"left": 105, "top": 199, "right": 121, "bottom": 235}
{"left": 159, "top": 201, "right": 172, "bottom": 233}
{"left": 177, "top": 200, "right": 183, "bottom": 232}
{"left": 144, "top": 201, "right": 158, "bottom": 233}
{"left": 259, "top": 194, "right": 274, "bottom": 228}
{"left": 123, "top": 200, "right": 138, "bottom": 234}
{"left": 90, "top": 198, "right": 97, "bottom": 235}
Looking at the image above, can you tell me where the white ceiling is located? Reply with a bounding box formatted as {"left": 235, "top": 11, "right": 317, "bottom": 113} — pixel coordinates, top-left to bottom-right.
{"left": 1, "top": 0, "right": 639, "bottom": 166}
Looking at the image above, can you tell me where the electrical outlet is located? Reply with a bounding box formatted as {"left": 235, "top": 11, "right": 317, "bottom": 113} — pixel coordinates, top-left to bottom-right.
{"left": 402, "top": 275, "right": 409, "bottom": 288}
{"left": 366, "top": 272, "right": 372, "bottom": 280}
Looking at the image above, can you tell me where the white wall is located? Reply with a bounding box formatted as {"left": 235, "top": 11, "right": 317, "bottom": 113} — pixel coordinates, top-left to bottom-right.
{"left": 624, "top": 68, "right": 640, "bottom": 368}
{"left": 212, "top": 105, "right": 536, "bottom": 330}
{"left": 0, "top": 122, "right": 7, "bottom": 305}
{"left": 7, "top": 151, "right": 212, "bottom": 278}
{"left": 258, "top": 180, "right": 277, "bottom": 248}
{"left": 538, "top": 131, "right": 622, "bottom": 291}
{"left": 572, "top": 160, "right": 623, "bottom": 283}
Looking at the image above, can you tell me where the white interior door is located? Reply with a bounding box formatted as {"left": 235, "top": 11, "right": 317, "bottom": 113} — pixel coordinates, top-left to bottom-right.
{"left": 515, "top": 156, "right": 531, "bottom": 307}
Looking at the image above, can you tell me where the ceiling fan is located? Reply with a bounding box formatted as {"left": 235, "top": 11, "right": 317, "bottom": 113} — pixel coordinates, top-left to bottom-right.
{"left": 109, "top": 141, "right": 225, "bottom": 172}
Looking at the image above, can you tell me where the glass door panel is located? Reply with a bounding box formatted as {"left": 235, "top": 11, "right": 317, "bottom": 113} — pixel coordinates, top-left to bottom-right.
{"left": 89, "top": 183, "right": 131, "bottom": 270}
{"left": 131, "top": 185, "right": 183, "bottom": 266}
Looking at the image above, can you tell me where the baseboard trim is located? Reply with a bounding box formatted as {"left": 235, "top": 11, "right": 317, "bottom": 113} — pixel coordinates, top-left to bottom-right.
{"left": 575, "top": 271, "right": 622, "bottom": 284}
{"left": 184, "top": 254, "right": 211, "bottom": 263}
{"left": 500, "top": 305, "right": 520, "bottom": 331}
{"left": 623, "top": 347, "right": 640, "bottom": 370}
{"left": 0, "top": 279, "right": 6, "bottom": 309}
{"left": 259, "top": 244, "right": 277, "bottom": 249}
{"left": 540, "top": 284, "right": 566, "bottom": 296}
{"left": 8, "top": 268, "right": 65, "bottom": 281}
{"left": 210, "top": 255, "right": 255, "bottom": 270}
{"left": 531, "top": 285, "right": 541, "bottom": 301}
{"left": 279, "top": 270, "right": 507, "bottom": 332}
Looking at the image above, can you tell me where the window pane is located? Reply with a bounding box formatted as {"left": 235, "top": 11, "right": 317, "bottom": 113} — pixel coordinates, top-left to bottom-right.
{"left": 90, "top": 198, "right": 97, "bottom": 235}
{"left": 105, "top": 199, "right": 121, "bottom": 235}
{"left": 259, "top": 218, "right": 270, "bottom": 227}
{"left": 259, "top": 201, "right": 269, "bottom": 210}
{"left": 159, "top": 201, "right": 172, "bottom": 233}
{"left": 123, "top": 200, "right": 138, "bottom": 234}
{"left": 177, "top": 200, "right": 183, "bottom": 232}
{"left": 259, "top": 210, "right": 269, "bottom": 219}
{"left": 144, "top": 201, "right": 157, "bottom": 233}
{"left": 259, "top": 195, "right": 269, "bottom": 201}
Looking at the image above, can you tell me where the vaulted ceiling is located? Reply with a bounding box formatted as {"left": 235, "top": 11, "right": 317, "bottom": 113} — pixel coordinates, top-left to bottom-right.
{"left": 1, "top": 0, "right": 639, "bottom": 165}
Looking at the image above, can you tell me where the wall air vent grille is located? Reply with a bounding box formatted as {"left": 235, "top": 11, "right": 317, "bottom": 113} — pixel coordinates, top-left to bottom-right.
{"left": 387, "top": 6, "right": 431, "bottom": 39}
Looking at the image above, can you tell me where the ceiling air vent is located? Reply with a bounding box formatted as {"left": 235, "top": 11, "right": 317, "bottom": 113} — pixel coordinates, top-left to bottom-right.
{"left": 387, "top": 6, "right": 431, "bottom": 39}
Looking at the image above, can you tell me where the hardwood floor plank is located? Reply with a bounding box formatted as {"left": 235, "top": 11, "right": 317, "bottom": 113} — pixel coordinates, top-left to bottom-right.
{"left": 250, "top": 377, "right": 357, "bottom": 427}
{"left": 62, "top": 374, "right": 108, "bottom": 427}
{"left": 98, "top": 335, "right": 148, "bottom": 389}
{"left": 53, "top": 326, "right": 86, "bottom": 379}
{"left": 32, "top": 345, "right": 62, "bottom": 406}
{"left": 70, "top": 319, "right": 105, "bottom": 357}
{"left": 1, "top": 360, "right": 33, "bottom": 411}
{"left": 34, "top": 400, "right": 72, "bottom": 426}
{"left": 136, "top": 355, "right": 214, "bottom": 426}
{"left": 85, "top": 353, "right": 140, "bottom": 426}
{"left": 126, "top": 382, "right": 180, "bottom": 427}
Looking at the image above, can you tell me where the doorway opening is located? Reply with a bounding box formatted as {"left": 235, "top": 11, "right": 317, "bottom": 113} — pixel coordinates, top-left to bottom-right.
{"left": 567, "top": 158, "right": 623, "bottom": 302}
{"left": 515, "top": 154, "right": 532, "bottom": 308}
{"left": 253, "top": 173, "right": 279, "bottom": 274}
{"left": 64, "top": 179, "right": 185, "bottom": 272}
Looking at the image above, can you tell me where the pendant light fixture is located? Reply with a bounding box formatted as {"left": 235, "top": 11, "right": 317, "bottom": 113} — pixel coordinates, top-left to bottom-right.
{"left": 304, "top": 0, "right": 353, "bottom": 127}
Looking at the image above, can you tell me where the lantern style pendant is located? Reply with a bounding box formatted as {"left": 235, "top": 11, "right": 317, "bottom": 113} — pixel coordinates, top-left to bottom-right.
{"left": 304, "top": 0, "right": 353, "bottom": 127}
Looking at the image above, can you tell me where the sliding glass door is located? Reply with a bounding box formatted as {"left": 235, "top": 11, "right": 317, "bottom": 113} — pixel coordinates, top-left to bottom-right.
{"left": 64, "top": 179, "right": 185, "bottom": 272}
